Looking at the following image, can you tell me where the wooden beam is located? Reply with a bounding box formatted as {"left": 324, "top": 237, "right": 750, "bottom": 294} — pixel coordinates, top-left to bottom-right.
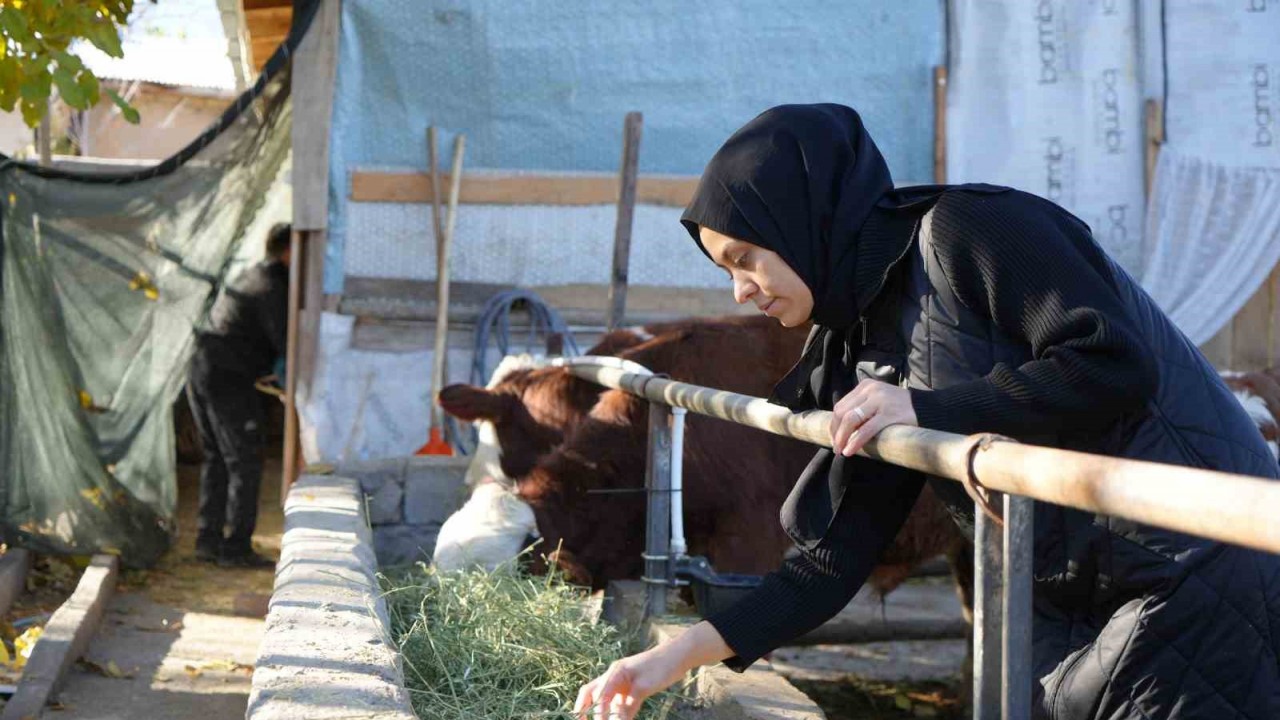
{"left": 283, "top": 230, "right": 303, "bottom": 500}
{"left": 286, "top": 0, "right": 340, "bottom": 495}
{"left": 1144, "top": 98, "right": 1164, "bottom": 198}
{"left": 245, "top": 6, "right": 292, "bottom": 38}
{"left": 1, "top": 555, "right": 118, "bottom": 720}
{"left": 350, "top": 170, "right": 699, "bottom": 207}
{"left": 293, "top": 0, "right": 340, "bottom": 230}
{"left": 252, "top": 37, "right": 283, "bottom": 67}
{"left": 607, "top": 112, "right": 643, "bottom": 330}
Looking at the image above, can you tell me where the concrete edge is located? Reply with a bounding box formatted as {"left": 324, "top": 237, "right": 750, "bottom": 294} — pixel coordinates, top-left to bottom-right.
{"left": 2, "top": 553, "right": 119, "bottom": 720}
{"left": 247, "top": 474, "right": 417, "bottom": 720}
{"left": 0, "top": 548, "right": 31, "bottom": 620}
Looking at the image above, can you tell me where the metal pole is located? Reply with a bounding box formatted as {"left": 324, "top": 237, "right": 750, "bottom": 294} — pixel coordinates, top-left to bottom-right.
{"left": 669, "top": 407, "right": 688, "bottom": 557}
{"left": 973, "top": 503, "right": 1004, "bottom": 720}
{"left": 1002, "top": 495, "right": 1035, "bottom": 720}
{"left": 643, "top": 401, "right": 672, "bottom": 617}
{"left": 606, "top": 112, "right": 642, "bottom": 331}
{"left": 563, "top": 364, "right": 1280, "bottom": 555}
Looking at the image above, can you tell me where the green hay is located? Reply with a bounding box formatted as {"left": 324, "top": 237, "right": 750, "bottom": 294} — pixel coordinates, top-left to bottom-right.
{"left": 380, "top": 562, "right": 703, "bottom": 720}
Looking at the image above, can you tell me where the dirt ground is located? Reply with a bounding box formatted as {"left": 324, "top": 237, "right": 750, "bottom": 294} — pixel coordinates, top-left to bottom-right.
{"left": 122, "top": 457, "right": 282, "bottom": 615}
{"left": 0, "top": 418, "right": 286, "bottom": 718}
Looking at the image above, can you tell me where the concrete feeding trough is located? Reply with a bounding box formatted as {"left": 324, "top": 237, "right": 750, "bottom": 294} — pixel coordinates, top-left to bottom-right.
{"left": 247, "top": 468, "right": 828, "bottom": 720}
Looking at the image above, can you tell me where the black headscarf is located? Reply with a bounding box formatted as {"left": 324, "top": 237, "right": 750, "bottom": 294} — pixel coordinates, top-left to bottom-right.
{"left": 681, "top": 104, "right": 897, "bottom": 331}
{"left": 680, "top": 105, "right": 1004, "bottom": 552}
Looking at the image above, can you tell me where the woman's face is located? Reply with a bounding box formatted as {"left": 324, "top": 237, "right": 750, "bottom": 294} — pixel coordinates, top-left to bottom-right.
{"left": 699, "top": 226, "right": 814, "bottom": 327}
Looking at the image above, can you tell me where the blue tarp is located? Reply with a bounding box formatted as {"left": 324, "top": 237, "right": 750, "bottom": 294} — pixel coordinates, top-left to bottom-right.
{"left": 326, "top": 1, "right": 945, "bottom": 292}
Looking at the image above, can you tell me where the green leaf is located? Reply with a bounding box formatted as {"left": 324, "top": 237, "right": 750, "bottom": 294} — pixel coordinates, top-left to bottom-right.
{"left": 52, "top": 67, "right": 85, "bottom": 108}
{"left": 0, "top": 59, "right": 20, "bottom": 112}
{"left": 52, "top": 50, "right": 83, "bottom": 73}
{"left": 0, "top": 9, "right": 33, "bottom": 46}
{"left": 19, "top": 98, "right": 43, "bottom": 128}
{"left": 19, "top": 71, "right": 51, "bottom": 104}
{"left": 84, "top": 19, "right": 124, "bottom": 58}
{"left": 106, "top": 88, "right": 140, "bottom": 124}
{"left": 76, "top": 70, "right": 100, "bottom": 105}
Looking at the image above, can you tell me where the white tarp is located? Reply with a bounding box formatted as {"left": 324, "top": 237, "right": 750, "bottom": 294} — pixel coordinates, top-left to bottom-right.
{"left": 1139, "top": 1, "right": 1280, "bottom": 344}
{"left": 948, "top": 0, "right": 1280, "bottom": 345}
{"left": 297, "top": 312, "right": 474, "bottom": 464}
{"left": 947, "top": 0, "right": 1147, "bottom": 272}
{"left": 1142, "top": 149, "right": 1280, "bottom": 344}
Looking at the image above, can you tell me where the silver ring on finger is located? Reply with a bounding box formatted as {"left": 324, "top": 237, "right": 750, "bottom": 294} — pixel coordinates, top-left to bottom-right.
{"left": 854, "top": 406, "right": 867, "bottom": 422}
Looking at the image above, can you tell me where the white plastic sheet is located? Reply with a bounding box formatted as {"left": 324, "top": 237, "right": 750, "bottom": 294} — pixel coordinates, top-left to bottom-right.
{"left": 947, "top": 0, "right": 1147, "bottom": 272}
{"left": 297, "top": 312, "right": 474, "bottom": 464}
{"left": 1139, "top": 2, "right": 1280, "bottom": 344}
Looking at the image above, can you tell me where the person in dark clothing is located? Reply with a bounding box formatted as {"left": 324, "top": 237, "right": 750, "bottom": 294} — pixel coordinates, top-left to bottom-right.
{"left": 187, "top": 222, "right": 290, "bottom": 568}
{"left": 575, "top": 105, "right": 1280, "bottom": 720}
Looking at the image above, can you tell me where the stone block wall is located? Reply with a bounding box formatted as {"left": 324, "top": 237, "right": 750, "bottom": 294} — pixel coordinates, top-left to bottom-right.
{"left": 341, "top": 455, "right": 471, "bottom": 566}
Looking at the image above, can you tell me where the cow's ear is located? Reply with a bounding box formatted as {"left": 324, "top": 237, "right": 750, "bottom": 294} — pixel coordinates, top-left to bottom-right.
{"left": 438, "top": 384, "right": 513, "bottom": 422}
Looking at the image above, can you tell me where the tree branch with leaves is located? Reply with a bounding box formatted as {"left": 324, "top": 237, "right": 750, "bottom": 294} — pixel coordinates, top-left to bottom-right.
{"left": 0, "top": 0, "right": 146, "bottom": 127}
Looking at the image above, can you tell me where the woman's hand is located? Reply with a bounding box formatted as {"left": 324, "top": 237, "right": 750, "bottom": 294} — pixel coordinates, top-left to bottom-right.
{"left": 829, "top": 379, "right": 919, "bottom": 457}
{"left": 573, "top": 651, "right": 679, "bottom": 720}
{"left": 574, "top": 621, "right": 734, "bottom": 720}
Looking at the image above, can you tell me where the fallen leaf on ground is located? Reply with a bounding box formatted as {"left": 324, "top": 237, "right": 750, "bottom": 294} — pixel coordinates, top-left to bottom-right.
{"left": 13, "top": 626, "right": 43, "bottom": 668}
{"left": 136, "top": 619, "right": 183, "bottom": 633}
{"left": 77, "top": 658, "right": 135, "bottom": 679}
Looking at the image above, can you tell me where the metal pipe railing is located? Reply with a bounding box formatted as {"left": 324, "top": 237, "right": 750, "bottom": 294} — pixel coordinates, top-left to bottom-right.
{"left": 567, "top": 364, "right": 1280, "bottom": 556}
{"left": 567, "top": 362, "right": 1280, "bottom": 720}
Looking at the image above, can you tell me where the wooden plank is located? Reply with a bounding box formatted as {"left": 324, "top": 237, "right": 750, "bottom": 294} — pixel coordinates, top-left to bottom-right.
{"left": 243, "top": 0, "right": 291, "bottom": 10}
{"left": 933, "top": 65, "right": 948, "bottom": 184}
{"left": 292, "top": 0, "right": 340, "bottom": 230}
{"left": 607, "top": 112, "right": 643, "bottom": 330}
{"left": 282, "top": 230, "right": 304, "bottom": 502}
{"left": 1269, "top": 265, "right": 1280, "bottom": 367}
{"left": 298, "top": 231, "right": 328, "bottom": 394}
{"left": 1231, "top": 269, "right": 1277, "bottom": 371}
{"left": 1145, "top": 99, "right": 1164, "bottom": 198}
{"left": 1, "top": 554, "right": 118, "bottom": 720}
{"left": 252, "top": 38, "right": 283, "bottom": 68}
{"left": 349, "top": 170, "right": 700, "bottom": 207}
{"left": 1201, "top": 321, "right": 1235, "bottom": 370}
{"left": 245, "top": 6, "right": 292, "bottom": 38}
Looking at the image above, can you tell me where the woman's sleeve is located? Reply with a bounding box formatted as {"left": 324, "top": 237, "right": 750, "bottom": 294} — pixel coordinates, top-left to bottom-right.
{"left": 908, "top": 191, "right": 1159, "bottom": 437}
{"left": 705, "top": 458, "right": 924, "bottom": 671}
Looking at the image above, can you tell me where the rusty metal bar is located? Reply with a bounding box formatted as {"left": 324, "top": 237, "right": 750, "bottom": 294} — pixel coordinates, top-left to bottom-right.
{"left": 1002, "top": 495, "right": 1035, "bottom": 720}
{"left": 973, "top": 505, "right": 1004, "bottom": 720}
{"left": 642, "top": 402, "right": 673, "bottom": 616}
{"left": 565, "top": 363, "right": 1280, "bottom": 556}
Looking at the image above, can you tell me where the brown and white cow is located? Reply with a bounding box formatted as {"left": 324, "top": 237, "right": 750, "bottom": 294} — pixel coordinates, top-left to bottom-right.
{"left": 435, "top": 315, "right": 973, "bottom": 604}
{"left": 1220, "top": 370, "right": 1280, "bottom": 458}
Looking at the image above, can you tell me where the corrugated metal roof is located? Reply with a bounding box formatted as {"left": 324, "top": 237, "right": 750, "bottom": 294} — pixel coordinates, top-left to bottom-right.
{"left": 76, "top": 36, "right": 237, "bottom": 94}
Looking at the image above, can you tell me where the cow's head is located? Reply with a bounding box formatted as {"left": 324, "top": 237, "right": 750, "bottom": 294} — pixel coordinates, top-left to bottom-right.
{"left": 513, "top": 388, "right": 650, "bottom": 588}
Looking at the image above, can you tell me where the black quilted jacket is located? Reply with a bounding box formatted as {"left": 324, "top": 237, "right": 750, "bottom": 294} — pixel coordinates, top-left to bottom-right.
{"left": 708, "top": 189, "right": 1280, "bottom": 720}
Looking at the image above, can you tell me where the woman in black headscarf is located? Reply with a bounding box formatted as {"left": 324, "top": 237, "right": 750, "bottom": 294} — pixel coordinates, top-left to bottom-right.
{"left": 574, "top": 104, "right": 1280, "bottom": 720}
